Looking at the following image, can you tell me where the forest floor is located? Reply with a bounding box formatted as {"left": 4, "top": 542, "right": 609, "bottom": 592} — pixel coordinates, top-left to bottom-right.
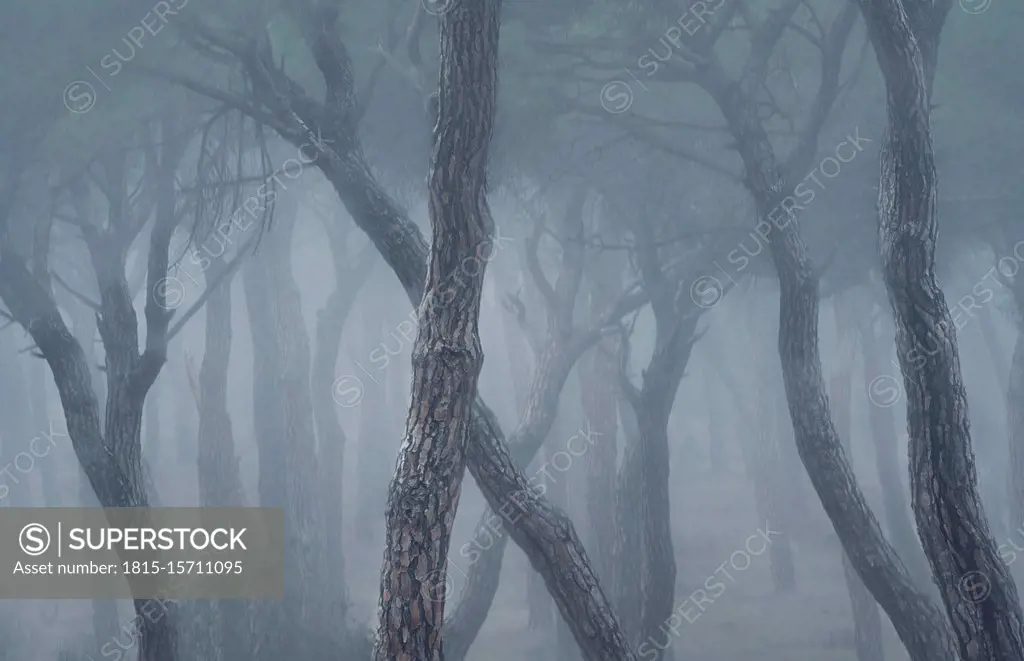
{"left": 347, "top": 467, "right": 911, "bottom": 661}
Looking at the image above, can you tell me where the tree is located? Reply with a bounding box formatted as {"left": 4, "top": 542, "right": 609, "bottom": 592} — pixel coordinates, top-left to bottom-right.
{"left": 372, "top": 0, "right": 500, "bottom": 657}
{"left": 855, "top": 0, "right": 1024, "bottom": 656}
{"left": 0, "top": 113, "right": 192, "bottom": 661}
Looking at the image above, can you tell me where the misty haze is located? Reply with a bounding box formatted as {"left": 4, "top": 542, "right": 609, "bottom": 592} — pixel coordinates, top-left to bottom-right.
{"left": 0, "top": 0, "right": 1022, "bottom": 659}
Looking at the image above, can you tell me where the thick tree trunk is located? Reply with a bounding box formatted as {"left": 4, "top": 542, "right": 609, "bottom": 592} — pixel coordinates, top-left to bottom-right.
{"left": 248, "top": 19, "right": 636, "bottom": 657}
{"left": 860, "top": 317, "right": 932, "bottom": 592}
{"left": 830, "top": 370, "right": 885, "bottom": 661}
{"left": 372, "top": 1, "right": 499, "bottom": 657}
{"left": 858, "top": 1, "right": 1024, "bottom": 656}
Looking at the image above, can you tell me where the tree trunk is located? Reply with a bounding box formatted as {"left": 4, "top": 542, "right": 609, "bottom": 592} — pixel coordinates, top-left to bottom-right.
{"left": 372, "top": 1, "right": 499, "bottom": 656}
{"left": 311, "top": 217, "right": 375, "bottom": 656}
{"left": 700, "top": 18, "right": 956, "bottom": 652}
{"left": 860, "top": 316, "right": 933, "bottom": 593}
{"left": 144, "top": 375, "right": 161, "bottom": 468}
{"left": 616, "top": 247, "right": 703, "bottom": 660}
{"left": 579, "top": 289, "right": 621, "bottom": 587}
{"left": 752, "top": 383, "right": 796, "bottom": 593}
{"left": 0, "top": 348, "right": 33, "bottom": 507}
{"left": 256, "top": 27, "right": 637, "bottom": 657}
{"left": 858, "top": 0, "right": 1024, "bottom": 656}
{"left": 29, "top": 355, "right": 60, "bottom": 506}
{"left": 191, "top": 253, "right": 249, "bottom": 661}
{"left": 242, "top": 190, "right": 330, "bottom": 661}
{"left": 830, "top": 370, "right": 885, "bottom": 661}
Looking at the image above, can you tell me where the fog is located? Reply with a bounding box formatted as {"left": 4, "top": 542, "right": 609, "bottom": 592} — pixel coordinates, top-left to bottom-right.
{"left": 0, "top": 0, "right": 1022, "bottom": 659}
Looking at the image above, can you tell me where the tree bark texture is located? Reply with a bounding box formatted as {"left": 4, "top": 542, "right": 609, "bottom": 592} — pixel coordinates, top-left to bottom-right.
{"left": 857, "top": 0, "right": 1024, "bottom": 657}
{"left": 693, "top": 3, "right": 956, "bottom": 656}
{"left": 830, "top": 369, "right": 885, "bottom": 661}
{"left": 373, "top": 0, "right": 500, "bottom": 658}
{"left": 223, "top": 6, "right": 637, "bottom": 653}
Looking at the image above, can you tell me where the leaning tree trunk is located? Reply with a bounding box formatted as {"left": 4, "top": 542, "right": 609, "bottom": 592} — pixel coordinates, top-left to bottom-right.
{"left": 830, "top": 370, "right": 884, "bottom": 661}
{"left": 699, "top": 8, "right": 956, "bottom": 649}
{"left": 143, "top": 375, "right": 161, "bottom": 468}
{"left": 248, "top": 9, "right": 637, "bottom": 653}
{"left": 858, "top": 0, "right": 1024, "bottom": 656}
{"left": 372, "top": 0, "right": 499, "bottom": 657}
{"left": 63, "top": 296, "right": 121, "bottom": 655}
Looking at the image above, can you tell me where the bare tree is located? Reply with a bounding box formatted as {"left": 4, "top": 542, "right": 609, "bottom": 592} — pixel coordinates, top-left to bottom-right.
{"left": 373, "top": 0, "right": 500, "bottom": 657}
{"left": 856, "top": 0, "right": 1024, "bottom": 656}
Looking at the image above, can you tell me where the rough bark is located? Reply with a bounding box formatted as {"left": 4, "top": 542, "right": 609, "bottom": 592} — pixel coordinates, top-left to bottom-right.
{"left": 441, "top": 187, "right": 645, "bottom": 660}
{"left": 830, "top": 370, "right": 885, "bottom": 661}
{"left": 858, "top": 0, "right": 1024, "bottom": 657}
{"left": 692, "top": 3, "right": 956, "bottom": 658}
{"left": 372, "top": 0, "right": 500, "bottom": 657}
{"left": 184, "top": 5, "right": 637, "bottom": 654}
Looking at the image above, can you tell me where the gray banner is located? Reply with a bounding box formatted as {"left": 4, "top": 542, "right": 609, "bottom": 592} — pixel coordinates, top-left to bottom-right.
{"left": 0, "top": 508, "right": 283, "bottom": 598}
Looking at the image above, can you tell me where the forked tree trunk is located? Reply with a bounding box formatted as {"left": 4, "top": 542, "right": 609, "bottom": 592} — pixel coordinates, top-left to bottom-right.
{"left": 857, "top": 0, "right": 1024, "bottom": 656}
{"left": 372, "top": 0, "right": 500, "bottom": 657}
{"left": 830, "top": 370, "right": 884, "bottom": 661}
